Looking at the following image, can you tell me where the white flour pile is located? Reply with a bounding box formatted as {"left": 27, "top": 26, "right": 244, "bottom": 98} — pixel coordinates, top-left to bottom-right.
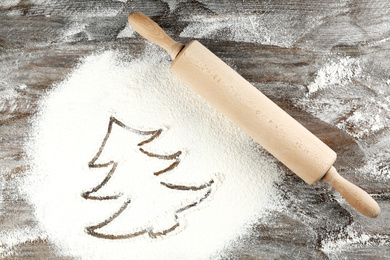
{"left": 24, "top": 47, "right": 282, "bottom": 259}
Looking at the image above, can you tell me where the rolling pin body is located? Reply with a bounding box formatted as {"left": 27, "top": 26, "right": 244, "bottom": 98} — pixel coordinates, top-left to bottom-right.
{"left": 171, "top": 40, "right": 336, "bottom": 184}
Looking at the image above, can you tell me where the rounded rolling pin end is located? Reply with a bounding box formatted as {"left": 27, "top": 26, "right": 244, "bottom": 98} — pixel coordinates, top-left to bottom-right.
{"left": 127, "top": 12, "right": 184, "bottom": 59}
{"left": 322, "top": 167, "right": 380, "bottom": 218}
{"left": 128, "top": 11, "right": 138, "bottom": 20}
{"left": 128, "top": 12, "right": 144, "bottom": 30}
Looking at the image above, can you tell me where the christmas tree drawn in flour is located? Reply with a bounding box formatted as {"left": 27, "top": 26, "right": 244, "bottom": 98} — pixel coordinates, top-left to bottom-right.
{"left": 82, "top": 116, "right": 216, "bottom": 239}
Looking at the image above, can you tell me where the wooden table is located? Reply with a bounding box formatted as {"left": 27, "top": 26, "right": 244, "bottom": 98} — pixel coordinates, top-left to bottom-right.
{"left": 1, "top": 0, "right": 389, "bottom": 259}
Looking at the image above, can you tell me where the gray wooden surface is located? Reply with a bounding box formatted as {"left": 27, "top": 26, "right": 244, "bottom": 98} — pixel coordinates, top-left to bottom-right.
{"left": 1, "top": 0, "right": 390, "bottom": 259}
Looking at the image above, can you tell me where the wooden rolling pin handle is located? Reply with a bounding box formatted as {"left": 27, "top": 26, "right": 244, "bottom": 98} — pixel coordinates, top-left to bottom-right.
{"left": 322, "top": 167, "right": 380, "bottom": 218}
{"left": 128, "top": 12, "right": 184, "bottom": 59}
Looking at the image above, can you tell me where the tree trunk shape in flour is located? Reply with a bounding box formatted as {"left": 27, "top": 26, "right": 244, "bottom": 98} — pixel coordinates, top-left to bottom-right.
{"left": 82, "top": 116, "right": 216, "bottom": 239}
{"left": 128, "top": 12, "right": 380, "bottom": 218}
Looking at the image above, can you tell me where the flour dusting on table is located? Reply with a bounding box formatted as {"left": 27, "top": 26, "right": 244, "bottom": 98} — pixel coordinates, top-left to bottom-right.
{"left": 0, "top": 177, "right": 3, "bottom": 214}
{"left": 0, "top": 227, "right": 47, "bottom": 258}
{"left": 1, "top": 0, "right": 388, "bottom": 257}
{"left": 23, "top": 48, "right": 283, "bottom": 259}
{"left": 297, "top": 56, "right": 390, "bottom": 182}
{"left": 322, "top": 225, "right": 390, "bottom": 257}
{"left": 179, "top": 6, "right": 345, "bottom": 49}
{"left": 117, "top": 23, "right": 135, "bottom": 39}
{"left": 307, "top": 57, "right": 362, "bottom": 93}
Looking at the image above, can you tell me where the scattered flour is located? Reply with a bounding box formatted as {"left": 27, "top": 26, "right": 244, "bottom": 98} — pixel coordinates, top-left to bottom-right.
{"left": 117, "top": 23, "right": 135, "bottom": 39}
{"left": 23, "top": 47, "right": 283, "bottom": 259}
{"left": 307, "top": 57, "right": 362, "bottom": 93}
{"left": 301, "top": 56, "right": 386, "bottom": 139}
{"left": 178, "top": 11, "right": 341, "bottom": 48}
{"left": 0, "top": 227, "right": 47, "bottom": 258}
{"left": 297, "top": 97, "right": 390, "bottom": 180}
{"left": 0, "top": 81, "right": 20, "bottom": 101}
{"left": 0, "top": 176, "right": 3, "bottom": 214}
{"left": 180, "top": 15, "right": 295, "bottom": 48}
{"left": 161, "top": 0, "right": 187, "bottom": 11}
{"left": 335, "top": 101, "right": 388, "bottom": 139}
{"left": 0, "top": 0, "right": 19, "bottom": 8}
{"left": 360, "top": 158, "right": 390, "bottom": 180}
{"left": 0, "top": 82, "right": 33, "bottom": 121}
{"left": 30, "top": 0, "right": 120, "bottom": 17}
{"left": 297, "top": 96, "right": 389, "bottom": 140}
{"left": 297, "top": 56, "right": 390, "bottom": 181}
{"left": 322, "top": 225, "right": 390, "bottom": 256}
{"left": 62, "top": 22, "right": 89, "bottom": 42}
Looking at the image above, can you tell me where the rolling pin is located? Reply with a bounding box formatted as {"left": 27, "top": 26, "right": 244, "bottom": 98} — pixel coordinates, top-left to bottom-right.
{"left": 128, "top": 12, "right": 380, "bottom": 218}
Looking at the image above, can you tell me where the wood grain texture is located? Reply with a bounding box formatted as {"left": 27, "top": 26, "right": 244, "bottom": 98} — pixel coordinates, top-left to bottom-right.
{"left": 1, "top": 0, "right": 389, "bottom": 259}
